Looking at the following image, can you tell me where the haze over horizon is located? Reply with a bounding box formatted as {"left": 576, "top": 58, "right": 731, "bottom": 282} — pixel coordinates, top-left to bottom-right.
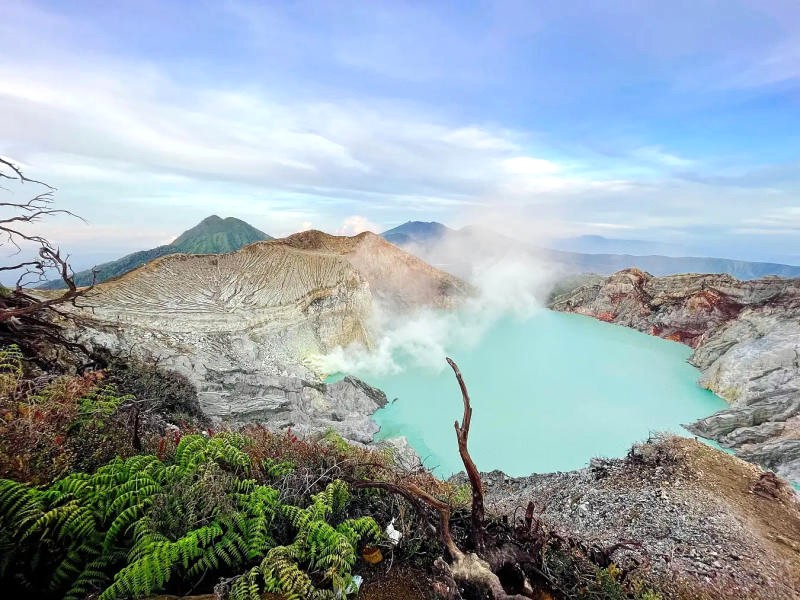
{"left": 2, "top": 1, "right": 799, "bottom": 268}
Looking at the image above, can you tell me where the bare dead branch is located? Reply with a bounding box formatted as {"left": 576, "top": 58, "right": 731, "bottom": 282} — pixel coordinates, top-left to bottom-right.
{"left": 447, "top": 356, "right": 487, "bottom": 552}
{"left": 0, "top": 159, "right": 95, "bottom": 360}
{"left": 350, "top": 479, "right": 463, "bottom": 560}
{"left": 0, "top": 260, "right": 43, "bottom": 273}
{"left": 0, "top": 157, "right": 55, "bottom": 189}
{"left": 347, "top": 359, "right": 539, "bottom": 599}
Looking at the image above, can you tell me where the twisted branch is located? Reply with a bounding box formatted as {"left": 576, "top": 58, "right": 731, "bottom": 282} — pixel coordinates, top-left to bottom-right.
{"left": 0, "top": 158, "right": 97, "bottom": 366}
{"left": 448, "top": 356, "right": 487, "bottom": 552}
{"left": 349, "top": 358, "right": 533, "bottom": 599}
{"left": 0, "top": 157, "right": 54, "bottom": 189}
{"left": 0, "top": 158, "right": 94, "bottom": 322}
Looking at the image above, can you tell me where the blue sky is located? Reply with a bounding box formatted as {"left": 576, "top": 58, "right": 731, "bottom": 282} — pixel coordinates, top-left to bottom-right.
{"left": 1, "top": 0, "right": 799, "bottom": 268}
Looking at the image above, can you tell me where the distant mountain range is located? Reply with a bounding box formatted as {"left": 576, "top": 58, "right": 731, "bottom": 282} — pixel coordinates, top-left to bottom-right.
{"left": 382, "top": 221, "right": 450, "bottom": 246}
{"left": 379, "top": 221, "right": 800, "bottom": 280}
{"left": 41, "top": 215, "right": 272, "bottom": 288}
{"left": 548, "top": 234, "right": 682, "bottom": 256}
{"left": 43, "top": 217, "right": 800, "bottom": 289}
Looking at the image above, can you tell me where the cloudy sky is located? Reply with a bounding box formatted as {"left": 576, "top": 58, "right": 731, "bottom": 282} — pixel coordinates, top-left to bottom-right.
{"left": 1, "top": 0, "right": 799, "bottom": 269}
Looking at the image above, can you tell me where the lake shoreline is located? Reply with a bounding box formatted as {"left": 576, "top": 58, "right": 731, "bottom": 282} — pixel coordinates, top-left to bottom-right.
{"left": 349, "top": 309, "right": 728, "bottom": 478}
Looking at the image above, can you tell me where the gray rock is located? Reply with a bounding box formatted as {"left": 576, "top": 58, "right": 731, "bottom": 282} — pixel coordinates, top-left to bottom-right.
{"left": 374, "top": 436, "right": 423, "bottom": 470}
{"left": 452, "top": 436, "right": 800, "bottom": 600}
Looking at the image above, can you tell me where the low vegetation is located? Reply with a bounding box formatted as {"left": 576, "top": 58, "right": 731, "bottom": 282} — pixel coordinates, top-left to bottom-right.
{"left": 0, "top": 433, "right": 382, "bottom": 600}
{"left": 0, "top": 345, "right": 207, "bottom": 483}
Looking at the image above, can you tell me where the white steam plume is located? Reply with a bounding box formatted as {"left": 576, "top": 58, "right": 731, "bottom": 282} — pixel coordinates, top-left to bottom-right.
{"left": 319, "top": 234, "right": 559, "bottom": 377}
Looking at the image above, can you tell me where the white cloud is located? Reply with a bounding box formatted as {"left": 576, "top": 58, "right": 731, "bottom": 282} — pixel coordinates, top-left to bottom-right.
{"left": 740, "top": 206, "right": 800, "bottom": 230}
{"left": 721, "top": 38, "right": 800, "bottom": 89}
{"left": 336, "top": 215, "right": 381, "bottom": 235}
{"left": 502, "top": 156, "right": 561, "bottom": 176}
{"left": 441, "top": 127, "right": 521, "bottom": 152}
{"left": 0, "top": 47, "right": 637, "bottom": 258}
{"left": 0, "top": 61, "right": 598, "bottom": 200}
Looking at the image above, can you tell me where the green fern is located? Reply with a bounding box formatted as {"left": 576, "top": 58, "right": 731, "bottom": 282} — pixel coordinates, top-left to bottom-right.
{"left": 0, "top": 433, "right": 380, "bottom": 599}
{"left": 229, "top": 480, "right": 381, "bottom": 600}
{"left": 69, "top": 385, "right": 132, "bottom": 434}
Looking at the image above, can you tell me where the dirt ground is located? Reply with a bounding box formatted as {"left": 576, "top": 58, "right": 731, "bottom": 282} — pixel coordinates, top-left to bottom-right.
{"left": 680, "top": 437, "right": 800, "bottom": 593}
{"left": 357, "top": 564, "right": 437, "bottom": 600}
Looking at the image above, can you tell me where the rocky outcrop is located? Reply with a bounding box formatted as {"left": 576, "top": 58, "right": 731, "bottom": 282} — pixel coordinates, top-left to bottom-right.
{"left": 550, "top": 269, "right": 800, "bottom": 481}
{"left": 281, "top": 230, "right": 471, "bottom": 310}
{"left": 464, "top": 436, "right": 800, "bottom": 599}
{"left": 70, "top": 231, "right": 469, "bottom": 441}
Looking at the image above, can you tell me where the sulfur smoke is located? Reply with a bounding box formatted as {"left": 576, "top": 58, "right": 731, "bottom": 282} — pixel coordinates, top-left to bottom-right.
{"left": 319, "top": 228, "right": 559, "bottom": 377}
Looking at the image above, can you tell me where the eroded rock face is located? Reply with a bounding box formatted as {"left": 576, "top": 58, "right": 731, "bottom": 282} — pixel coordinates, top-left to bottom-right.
{"left": 281, "top": 229, "right": 472, "bottom": 310}
{"left": 71, "top": 231, "right": 469, "bottom": 441}
{"left": 551, "top": 269, "right": 800, "bottom": 481}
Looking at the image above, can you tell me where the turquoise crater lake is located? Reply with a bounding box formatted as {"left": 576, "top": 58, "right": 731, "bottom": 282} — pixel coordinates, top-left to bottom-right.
{"left": 348, "top": 310, "right": 728, "bottom": 477}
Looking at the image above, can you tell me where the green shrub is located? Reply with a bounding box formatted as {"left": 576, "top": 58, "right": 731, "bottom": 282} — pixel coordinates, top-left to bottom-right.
{"left": 541, "top": 548, "right": 650, "bottom": 600}
{"left": 104, "top": 358, "right": 206, "bottom": 423}
{"left": 0, "top": 368, "right": 128, "bottom": 483}
{"left": 69, "top": 384, "right": 131, "bottom": 433}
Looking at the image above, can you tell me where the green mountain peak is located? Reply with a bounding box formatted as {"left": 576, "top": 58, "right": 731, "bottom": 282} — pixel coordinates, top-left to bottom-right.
{"left": 40, "top": 216, "right": 273, "bottom": 289}
{"left": 171, "top": 215, "right": 271, "bottom": 254}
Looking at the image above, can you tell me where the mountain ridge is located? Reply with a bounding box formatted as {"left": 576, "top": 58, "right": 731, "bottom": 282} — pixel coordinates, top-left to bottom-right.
{"left": 549, "top": 233, "right": 683, "bottom": 255}
{"left": 381, "top": 221, "right": 449, "bottom": 246}
{"left": 41, "top": 215, "right": 272, "bottom": 288}
{"left": 379, "top": 220, "right": 800, "bottom": 280}
{"left": 44, "top": 217, "right": 800, "bottom": 288}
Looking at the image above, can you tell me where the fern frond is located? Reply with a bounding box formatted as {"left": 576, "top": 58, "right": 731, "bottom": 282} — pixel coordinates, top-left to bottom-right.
{"left": 103, "top": 501, "right": 151, "bottom": 554}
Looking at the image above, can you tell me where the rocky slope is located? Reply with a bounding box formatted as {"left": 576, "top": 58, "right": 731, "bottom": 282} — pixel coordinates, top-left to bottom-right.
{"left": 282, "top": 229, "right": 469, "bottom": 310}
{"left": 70, "top": 231, "right": 470, "bottom": 440}
{"left": 550, "top": 269, "right": 800, "bottom": 481}
{"left": 468, "top": 436, "right": 800, "bottom": 600}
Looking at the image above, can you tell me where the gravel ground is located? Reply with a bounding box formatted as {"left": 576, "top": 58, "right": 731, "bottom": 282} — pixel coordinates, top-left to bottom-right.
{"left": 455, "top": 436, "right": 800, "bottom": 600}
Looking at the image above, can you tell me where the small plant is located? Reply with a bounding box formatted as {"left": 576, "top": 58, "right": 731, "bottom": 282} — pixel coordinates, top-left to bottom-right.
{"left": 320, "top": 428, "right": 352, "bottom": 453}
{"left": 0, "top": 344, "right": 23, "bottom": 397}
{"left": 592, "top": 563, "right": 627, "bottom": 600}
{"left": 69, "top": 384, "right": 131, "bottom": 433}
{"left": 229, "top": 480, "right": 381, "bottom": 599}
{"left": 0, "top": 367, "right": 106, "bottom": 483}
{"left": 262, "top": 457, "right": 296, "bottom": 479}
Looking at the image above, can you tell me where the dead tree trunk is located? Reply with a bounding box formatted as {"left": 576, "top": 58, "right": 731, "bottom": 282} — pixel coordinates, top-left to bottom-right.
{"left": 0, "top": 158, "right": 97, "bottom": 366}
{"left": 447, "top": 356, "right": 486, "bottom": 553}
{"left": 353, "top": 357, "right": 532, "bottom": 600}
